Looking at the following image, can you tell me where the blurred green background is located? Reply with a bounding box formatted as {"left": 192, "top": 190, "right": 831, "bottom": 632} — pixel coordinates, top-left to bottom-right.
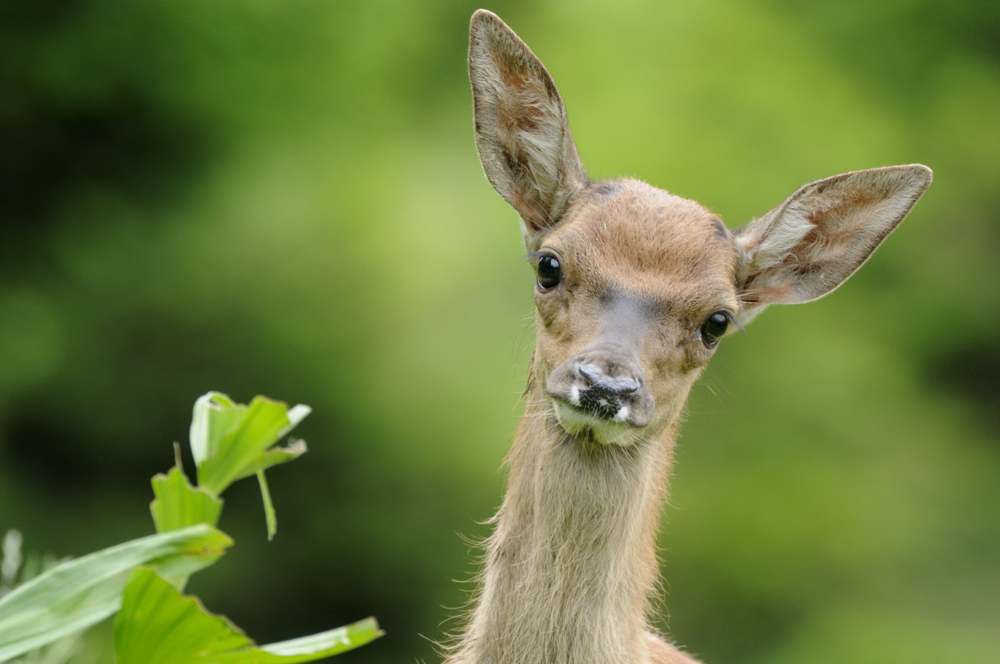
{"left": 1, "top": 0, "right": 998, "bottom": 662}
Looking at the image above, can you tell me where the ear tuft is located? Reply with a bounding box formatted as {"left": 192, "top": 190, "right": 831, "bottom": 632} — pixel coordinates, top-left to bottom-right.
{"left": 469, "top": 10, "right": 588, "bottom": 241}
{"left": 735, "top": 164, "right": 932, "bottom": 320}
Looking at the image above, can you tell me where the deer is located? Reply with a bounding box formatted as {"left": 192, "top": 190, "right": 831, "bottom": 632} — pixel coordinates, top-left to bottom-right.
{"left": 447, "top": 9, "right": 932, "bottom": 664}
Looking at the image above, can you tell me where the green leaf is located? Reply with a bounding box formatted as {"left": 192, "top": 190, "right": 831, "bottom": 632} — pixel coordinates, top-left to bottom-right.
{"left": 150, "top": 465, "right": 224, "bottom": 533}
{"left": 0, "top": 525, "right": 232, "bottom": 663}
{"left": 234, "top": 439, "right": 307, "bottom": 483}
{"left": 196, "top": 397, "right": 290, "bottom": 495}
{"left": 114, "top": 568, "right": 382, "bottom": 664}
{"left": 187, "top": 393, "right": 310, "bottom": 536}
{"left": 114, "top": 567, "right": 250, "bottom": 664}
{"left": 248, "top": 619, "right": 382, "bottom": 662}
{"left": 192, "top": 394, "right": 311, "bottom": 498}
{"left": 189, "top": 392, "right": 242, "bottom": 467}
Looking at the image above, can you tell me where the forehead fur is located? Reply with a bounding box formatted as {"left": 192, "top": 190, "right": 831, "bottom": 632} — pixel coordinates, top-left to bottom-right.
{"left": 545, "top": 179, "right": 738, "bottom": 304}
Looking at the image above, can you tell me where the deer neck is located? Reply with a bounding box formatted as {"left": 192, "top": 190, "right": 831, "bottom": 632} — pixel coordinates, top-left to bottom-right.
{"left": 460, "top": 383, "right": 678, "bottom": 664}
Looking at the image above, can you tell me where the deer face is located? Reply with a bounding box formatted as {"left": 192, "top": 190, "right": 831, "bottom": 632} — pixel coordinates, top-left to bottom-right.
{"left": 530, "top": 180, "right": 740, "bottom": 444}
{"left": 468, "top": 10, "right": 931, "bottom": 446}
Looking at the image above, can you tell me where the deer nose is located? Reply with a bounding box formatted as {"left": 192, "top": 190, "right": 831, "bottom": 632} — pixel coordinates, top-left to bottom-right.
{"left": 572, "top": 362, "right": 642, "bottom": 421}
{"left": 577, "top": 364, "right": 639, "bottom": 396}
{"left": 546, "top": 353, "right": 654, "bottom": 427}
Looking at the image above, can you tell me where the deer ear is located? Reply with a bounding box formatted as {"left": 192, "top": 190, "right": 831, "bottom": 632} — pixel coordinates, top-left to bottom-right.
{"left": 734, "top": 164, "right": 932, "bottom": 321}
{"left": 469, "top": 10, "right": 589, "bottom": 244}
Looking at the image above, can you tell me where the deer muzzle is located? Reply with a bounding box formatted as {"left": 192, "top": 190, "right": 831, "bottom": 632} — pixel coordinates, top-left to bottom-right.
{"left": 546, "top": 351, "right": 654, "bottom": 433}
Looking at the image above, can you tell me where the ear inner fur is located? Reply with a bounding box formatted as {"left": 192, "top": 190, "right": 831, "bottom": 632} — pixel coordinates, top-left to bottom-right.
{"left": 734, "top": 164, "right": 932, "bottom": 319}
{"left": 468, "top": 9, "right": 589, "bottom": 240}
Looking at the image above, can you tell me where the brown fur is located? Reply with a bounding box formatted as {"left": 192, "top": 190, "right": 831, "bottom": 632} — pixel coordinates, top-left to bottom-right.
{"left": 452, "top": 9, "right": 931, "bottom": 664}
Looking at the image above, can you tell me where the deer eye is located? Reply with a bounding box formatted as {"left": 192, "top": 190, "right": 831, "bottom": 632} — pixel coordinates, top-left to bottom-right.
{"left": 536, "top": 254, "right": 562, "bottom": 290}
{"left": 700, "top": 312, "right": 729, "bottom": 348}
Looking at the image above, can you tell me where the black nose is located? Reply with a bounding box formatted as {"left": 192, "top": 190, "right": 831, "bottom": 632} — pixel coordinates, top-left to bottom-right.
{"left": 576, "top": 363, "right": 639, "bottom": 419}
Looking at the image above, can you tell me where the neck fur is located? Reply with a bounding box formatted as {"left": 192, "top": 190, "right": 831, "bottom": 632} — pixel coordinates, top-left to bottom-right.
{"left": 455, "top": 386, "right": 677, "bottom": 664}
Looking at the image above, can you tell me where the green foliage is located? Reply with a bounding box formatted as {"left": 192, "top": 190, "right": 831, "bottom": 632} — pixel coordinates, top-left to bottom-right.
{"left": 0, "top": 532, "right": 88, "bottom": 664}
{"left": 150, "top": 463, "right": 223, "bottom": 534}
{"left": 0, "top": 525, "right": 231, "bottom": 662}
{"left": 114, "top": 568, "right": 380, "bottom": 664}
{"left": 0, "top": 393, "right": 379, "bottom": 664}
{"left": 115, "top": 568, "right": 250, "bottom": 664}
{"left": 190, "top": 393, "right": 309, "bottom": 540}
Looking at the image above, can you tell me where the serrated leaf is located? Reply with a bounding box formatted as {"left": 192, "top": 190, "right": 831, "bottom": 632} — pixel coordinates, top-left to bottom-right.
{"left": 0, "top": 525, "right": 232, "bottom": 663}
{"left": 150, "top": 465, "right": 223, "bottom": 533}
{"left": 234, "top": 440, "right": 307, "bottom": 482}
{"left": 114, "top": 568, "right": 382, "bottom": 664}
{"left": 114, "top": 568, "right": 250, "bottom": 663}
{"left": 187, "top": 393, "right": 310, "bottom": 537}
{"left": 194, "top": 395, "right": 310, "bottom": 498}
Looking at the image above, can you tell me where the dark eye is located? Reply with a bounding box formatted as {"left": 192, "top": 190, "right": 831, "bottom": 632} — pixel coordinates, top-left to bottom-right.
{"left": 536, "top": 254, "right": 562, "bottom": 290}
{"left": 700, "top": 312, "right": 729, "bottom": 348}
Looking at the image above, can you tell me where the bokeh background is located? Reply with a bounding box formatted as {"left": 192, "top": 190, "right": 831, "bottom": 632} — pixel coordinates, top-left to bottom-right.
{"left": 1, "top": 0, "right": 998, "bottom": 662}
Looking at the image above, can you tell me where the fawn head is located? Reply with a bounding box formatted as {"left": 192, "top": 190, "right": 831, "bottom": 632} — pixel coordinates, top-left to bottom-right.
{"left": 469, "top": 10, "right": 931, "bottom": 446}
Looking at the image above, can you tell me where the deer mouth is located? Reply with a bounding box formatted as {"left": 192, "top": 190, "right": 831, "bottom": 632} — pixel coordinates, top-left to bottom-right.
{"left": 550, "top": 397, "right": 638, "bottom": 445}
